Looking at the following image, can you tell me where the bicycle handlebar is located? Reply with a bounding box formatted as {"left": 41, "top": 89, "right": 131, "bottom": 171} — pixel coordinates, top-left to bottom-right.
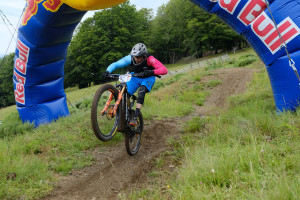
{"left": 106, "top": 74, "right": 120, "bottom": 79}
{"left": 105, "top": 73, "right": 161, "bottom": 79}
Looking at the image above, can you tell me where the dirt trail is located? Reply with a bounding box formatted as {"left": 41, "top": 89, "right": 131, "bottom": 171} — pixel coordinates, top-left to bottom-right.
{"left": 41, "top": 67, "right": 255, "bottom": 200}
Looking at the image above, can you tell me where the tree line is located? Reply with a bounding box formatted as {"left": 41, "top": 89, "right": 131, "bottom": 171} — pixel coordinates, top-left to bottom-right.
{"left": 0, "top": 0, "right": 245, "bottom": 108}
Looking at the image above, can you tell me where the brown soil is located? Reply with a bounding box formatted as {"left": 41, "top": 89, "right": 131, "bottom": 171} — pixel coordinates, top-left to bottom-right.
{"left": 41, "top": 67, "right": 255, "bottom": 200}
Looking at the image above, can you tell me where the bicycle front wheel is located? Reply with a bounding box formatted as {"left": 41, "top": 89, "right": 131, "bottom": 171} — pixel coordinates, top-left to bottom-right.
{"left": 125, "top": 112, "right": 144, "bottom": 156}
{"left": 91, "top": 84, "right": 119, "bottom": 142}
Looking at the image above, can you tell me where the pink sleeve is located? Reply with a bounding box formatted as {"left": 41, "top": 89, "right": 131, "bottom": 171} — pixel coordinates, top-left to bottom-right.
{"left": 147, "top": 56, "right": 168, "bottom": 75}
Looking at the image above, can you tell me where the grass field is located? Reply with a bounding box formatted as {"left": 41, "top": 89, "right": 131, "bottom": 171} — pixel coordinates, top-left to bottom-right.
{"left": 0, "top": 48, "right": 299, "bottom": 200}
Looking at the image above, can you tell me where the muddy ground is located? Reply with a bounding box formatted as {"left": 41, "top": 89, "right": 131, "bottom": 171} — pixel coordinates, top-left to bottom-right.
{"left": 41, "top": 67, "right": 256, "bottom": 200}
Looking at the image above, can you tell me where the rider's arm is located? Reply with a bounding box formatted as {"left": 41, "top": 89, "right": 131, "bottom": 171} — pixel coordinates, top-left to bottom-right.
{"left": 106, "top": 55, "right": 131, "bottom": 73}
{"left": 147, "top": 56, "right": 168, "bottom": 75}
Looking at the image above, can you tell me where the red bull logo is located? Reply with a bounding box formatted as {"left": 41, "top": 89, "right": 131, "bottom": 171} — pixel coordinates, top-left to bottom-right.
{"left": 252, "top": 14, "right": 300, "bottom": 54}
{"left": 43, "top": 0, "right": 63, "bottom": 12}
{"left": 22, "top": 0, "right": 63, "bottom": 26}
{"left": 14, "top": 39, "right": 29, "bottom": 104}
{"left": 218, "top": 0, "right": 300, "bottom": 54}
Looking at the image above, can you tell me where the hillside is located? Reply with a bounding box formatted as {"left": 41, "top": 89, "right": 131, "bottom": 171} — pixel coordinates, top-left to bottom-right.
{"left": 41, "top": 67, "right": 255, "bottom": 200}
{"left": 0, "top": 48, "right": 299, "bottom": 200}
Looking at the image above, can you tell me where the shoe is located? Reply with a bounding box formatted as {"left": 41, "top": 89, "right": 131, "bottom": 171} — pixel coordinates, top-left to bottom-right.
{"left": 129, "top": 117, "right": 137, "bottom": 126}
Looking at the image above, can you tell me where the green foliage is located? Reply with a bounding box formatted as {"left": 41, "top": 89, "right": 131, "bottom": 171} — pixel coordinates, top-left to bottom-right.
{"left": 0, "top": 53, "right": 15, "bottom": 108}
{"left": 64, "top": 2, "right": 152, "bottom": 88}
{"left": 148, "top": 0, "right": 244, "bottom": 63}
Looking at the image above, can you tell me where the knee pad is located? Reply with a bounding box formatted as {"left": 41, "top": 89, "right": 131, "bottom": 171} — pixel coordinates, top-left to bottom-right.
{"left": 137, "top": 86, "right": 148, "bottom": 104}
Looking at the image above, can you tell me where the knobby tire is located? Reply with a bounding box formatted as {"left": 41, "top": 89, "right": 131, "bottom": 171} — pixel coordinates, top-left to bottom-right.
{"left": 125, "top": 112, "right": 143, "bottom": 156}
{"left": 91, "top": 84, "right": 119, "bottom": 142}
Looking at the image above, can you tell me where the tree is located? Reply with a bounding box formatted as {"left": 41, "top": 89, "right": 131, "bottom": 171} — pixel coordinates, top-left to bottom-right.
{"left": 0, "top": 53, "right": 15, "bottom": 108}
{"left": 148, "top": 0, "right": 245, "bottom": 63}
{"left": 64, "top": 1, "right": 152, "bottom": 88}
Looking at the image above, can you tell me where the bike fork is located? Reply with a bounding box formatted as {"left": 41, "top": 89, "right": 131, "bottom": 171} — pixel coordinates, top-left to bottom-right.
{"left": 101, "top": 93, "right": 114, "bottom": 115}
{"left": 112, "top": 86, "right": 126, "bottom": 116}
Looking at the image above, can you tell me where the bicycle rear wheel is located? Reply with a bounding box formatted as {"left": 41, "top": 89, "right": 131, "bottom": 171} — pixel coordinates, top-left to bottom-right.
{"left": 125, "top": 112, "right": 143, "bottom": 156}
{"left": 91, "top": 84, "right": 119, "bottom": 142}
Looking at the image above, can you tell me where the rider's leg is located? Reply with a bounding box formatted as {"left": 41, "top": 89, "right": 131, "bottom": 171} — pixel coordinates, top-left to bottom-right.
{"left": 130, "top": 86, "right": 148, "bottom": 126}
{"left": 135, "top": 85, "right": 148, "bottom": 115}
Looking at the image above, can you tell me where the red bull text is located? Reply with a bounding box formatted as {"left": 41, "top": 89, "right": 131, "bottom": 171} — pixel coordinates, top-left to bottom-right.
{"left": 14, "top": 40, "right": 29, "bottom": 104}
{"left": 218, "top": 0, "right": 300, "bottom": 54}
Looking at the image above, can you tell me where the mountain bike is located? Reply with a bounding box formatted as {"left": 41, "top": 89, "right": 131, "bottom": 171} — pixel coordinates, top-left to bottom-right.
{"left": 91, "top": 73, "right": 144, "bottom": 156}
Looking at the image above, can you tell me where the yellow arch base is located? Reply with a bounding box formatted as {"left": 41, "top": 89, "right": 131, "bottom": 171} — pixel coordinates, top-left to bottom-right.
{"left": 62, "top": 0, "right": 128, "bottom": 11}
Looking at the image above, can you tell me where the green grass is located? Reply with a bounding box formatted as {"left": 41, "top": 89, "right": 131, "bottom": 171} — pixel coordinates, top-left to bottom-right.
{"left": 142, "top": 69, "right": 211, "bottom": 119}
{"left": 0, "top": 52, "right": 220, "bottom": 199}
{"left": 127, "top": 55, "right": 300, "bottom": 200}
{"left": 165, "top": 72, "right": 300, "bottom": 199}
{"left": 1, "top": 48, "right": 297, "bottom": 200}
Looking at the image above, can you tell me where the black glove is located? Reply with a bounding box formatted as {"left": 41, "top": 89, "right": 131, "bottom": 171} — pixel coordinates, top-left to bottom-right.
{"left": 102, "top": 71, "right": 110, "bottom": 77}
{"left": 142, "top": 70, "right": 154, "bottom": 78}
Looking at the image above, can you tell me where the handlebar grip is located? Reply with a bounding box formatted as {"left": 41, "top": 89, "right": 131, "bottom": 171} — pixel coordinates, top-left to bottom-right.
{"left": 132, "top": 73, "right": 162, "bottom": 78}
{"left": 132, "top": 73, "right": 144, "bottom": 77}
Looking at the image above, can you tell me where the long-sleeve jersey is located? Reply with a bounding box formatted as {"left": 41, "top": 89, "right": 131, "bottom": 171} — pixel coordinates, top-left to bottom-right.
{"left": 106, "top": 55, "right": 168, "bottom": 76}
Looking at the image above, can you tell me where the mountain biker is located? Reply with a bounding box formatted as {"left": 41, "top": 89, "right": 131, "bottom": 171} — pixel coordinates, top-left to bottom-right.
{"left": 103, "top": 43, "right": 168, "bottom": 126}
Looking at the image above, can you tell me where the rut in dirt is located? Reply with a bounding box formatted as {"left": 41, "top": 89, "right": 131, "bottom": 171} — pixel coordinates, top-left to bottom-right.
{"left": 41, "top": 67, "right": 255, "bottom": 200}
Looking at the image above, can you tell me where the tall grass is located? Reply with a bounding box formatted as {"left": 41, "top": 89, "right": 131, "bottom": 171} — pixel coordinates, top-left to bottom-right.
{"left": 0, "top": 101, "right": 130, "bottom": 199}
{"left": 1, "top": 48, "right": 292, "bottom": 200}
{"left": 0, "top": 56, "right": 216, "bottom": 199}
{"left": 128, "top": 62, "right": 300, "bottom": 199}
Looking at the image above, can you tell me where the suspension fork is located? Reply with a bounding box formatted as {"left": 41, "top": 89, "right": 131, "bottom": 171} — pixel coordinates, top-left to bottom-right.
{"left": 101, "top": 90, "right": 114, "bottom": 115}
{"left": 112, "top": 86, "right": 126, "bottom": 116}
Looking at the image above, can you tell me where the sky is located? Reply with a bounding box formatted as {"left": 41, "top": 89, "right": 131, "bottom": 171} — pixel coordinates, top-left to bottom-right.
{"left": 0, "top": 0, "right": 169, "bottom": 57}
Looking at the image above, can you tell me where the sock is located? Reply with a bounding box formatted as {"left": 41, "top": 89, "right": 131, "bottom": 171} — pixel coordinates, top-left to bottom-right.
{"left": 134, "top": 108, "right": 141, "bottom": 118}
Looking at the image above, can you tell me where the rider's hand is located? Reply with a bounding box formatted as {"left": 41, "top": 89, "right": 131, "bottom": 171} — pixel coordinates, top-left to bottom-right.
{"left": 142, "top": 70, "right": 154, "bottom": 78}
{"left": 102, "top": 71, "right": 110, "bottom": 77}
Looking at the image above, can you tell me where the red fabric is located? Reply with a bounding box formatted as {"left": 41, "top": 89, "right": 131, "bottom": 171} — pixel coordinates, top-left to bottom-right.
{"left": 147, "top": 56, "right": 168, "bottom": 75}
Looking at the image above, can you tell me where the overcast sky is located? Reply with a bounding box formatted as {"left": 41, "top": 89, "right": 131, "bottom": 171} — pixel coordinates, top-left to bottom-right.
{"left": 0, "top": 0, "right": 169, "bottom": 56}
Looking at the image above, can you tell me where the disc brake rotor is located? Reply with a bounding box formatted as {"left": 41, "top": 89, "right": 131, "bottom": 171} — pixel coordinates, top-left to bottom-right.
{"left": 106, "top": 105, "right": 115, "bottom": 120}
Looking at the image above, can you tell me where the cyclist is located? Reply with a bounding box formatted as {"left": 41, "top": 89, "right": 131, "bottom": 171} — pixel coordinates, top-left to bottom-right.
{"left": 103, "top": 43, "right": 168, "bottom": 126}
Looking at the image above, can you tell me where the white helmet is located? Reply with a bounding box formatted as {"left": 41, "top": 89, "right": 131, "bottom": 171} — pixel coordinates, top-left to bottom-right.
{"left": 130, "top": 43, "right": 148, "bottom": 67}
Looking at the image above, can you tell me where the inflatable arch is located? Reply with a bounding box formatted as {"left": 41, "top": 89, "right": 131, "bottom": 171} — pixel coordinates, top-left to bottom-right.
{"left": 191, "top": 0, "right": 300, "bottom": 112}
{"left": 14, "top": 0, "right": 300, "bottom": 126}
{"left": 13, "top": 0, "right": 126, "bottom": 126}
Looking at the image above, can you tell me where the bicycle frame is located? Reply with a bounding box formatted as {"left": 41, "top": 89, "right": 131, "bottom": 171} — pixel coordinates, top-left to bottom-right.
{"left": 91, "top": 73, "right": 143, "bottom": 155}
{"left": 101, "top": 83, "right": 125, "bottom": 118}
{"left": 101, "top": 74, "right": 137, "bottom": 131}
{"left": 117, "top": 83, "right": 134, "bottom": 126}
